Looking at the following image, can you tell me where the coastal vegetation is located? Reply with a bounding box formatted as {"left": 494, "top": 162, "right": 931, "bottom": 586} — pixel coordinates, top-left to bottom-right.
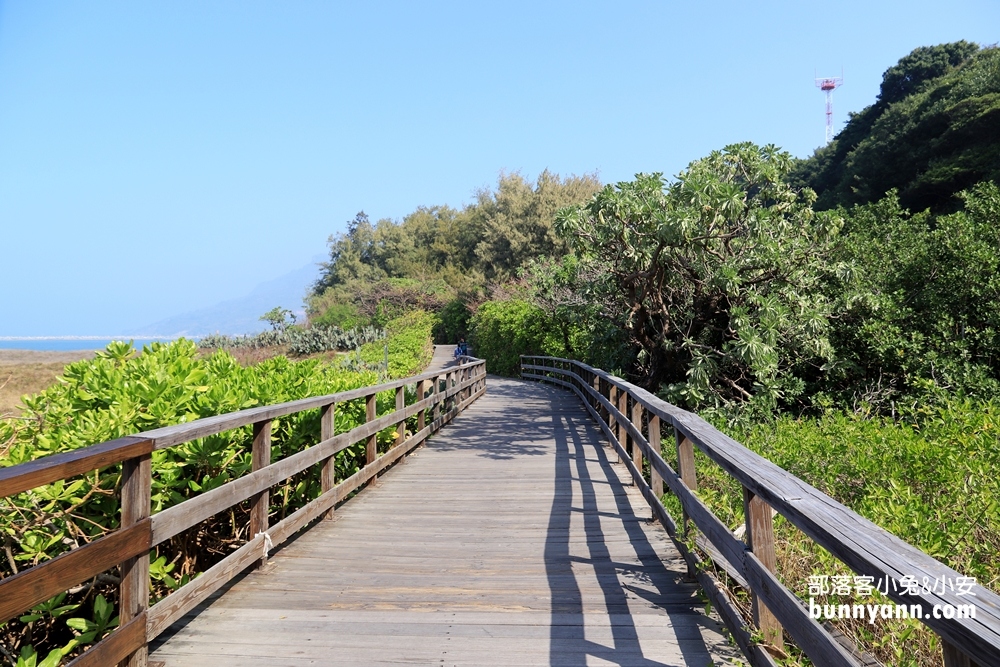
{"left": 1, "top": 40, "right": 998, "bottom": 665}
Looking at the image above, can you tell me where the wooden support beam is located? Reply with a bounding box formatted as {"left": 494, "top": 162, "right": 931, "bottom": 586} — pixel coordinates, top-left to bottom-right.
{"left": 744, "top": 486, "right": 783, "bottom": 650}
{"left": 631, "top": 401, "right": 644, "bottom": 485}
{"left": 616, "top": 390, "right": 628, "bottom": 455}
{"left": 118, "top": 453, "right": 151, "bottom": 667}
{"left": 676, "top": 430, "right": 699, "bottom": 577}
{"left": 250, "top": 420, "right": 271, "bottom": 568}
{"left": 417, "top": 380, "right": 426, "bottom": 432}
{"left": 943, "top": 641, "right": 979, "bottom": 667}
{"left": 648, "top": 413, "right": 663, "bottom": 499}
{"left": 607, "top": 385, "right": 619, "bottom": 461}
{"left": 366, "top": 392, "right": 377, "bottom": 487}
{"left": 320, "top": 403, "right": 335, "bottom": 520}
{"left": 395, "top": 386, "right": 405, "bottom": 447}
{"left": 433, "top": 375, "right": 441, "bottom": 421}
{"left": 676, "top": 433, "right": 698, "bottom": 492}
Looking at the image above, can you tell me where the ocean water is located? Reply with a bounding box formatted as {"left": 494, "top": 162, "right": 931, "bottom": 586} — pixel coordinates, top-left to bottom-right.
{"left": 0, "top": 338, "right": 191, "bottom": 352}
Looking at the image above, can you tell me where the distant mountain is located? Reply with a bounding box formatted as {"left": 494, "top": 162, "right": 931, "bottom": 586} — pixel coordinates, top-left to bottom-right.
{"left": 136, "top": 259, "right": 322, "bottom": 336}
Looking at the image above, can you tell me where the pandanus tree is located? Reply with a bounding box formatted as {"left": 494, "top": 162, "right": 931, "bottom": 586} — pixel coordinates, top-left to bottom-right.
{"left": 556, "top": 143, "right": 845, "bottom": 414}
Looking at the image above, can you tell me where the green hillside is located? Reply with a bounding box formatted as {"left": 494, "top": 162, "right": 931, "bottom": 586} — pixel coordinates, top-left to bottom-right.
{"left": 791, "top": 42, "right": 1000, "bottom": 212}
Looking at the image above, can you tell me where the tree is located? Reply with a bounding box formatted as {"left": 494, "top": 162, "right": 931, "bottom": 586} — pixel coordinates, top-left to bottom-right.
{"left": 260, "top": 307, "right": 296, "bottom": 332}
{"left": 830, "top": 183, "right": 1000, "bottom": 408}
{"left": 314, "top": 212, "right": 386, "bottom": 293}
{"left": 470, "top": 170, "right": 601, "bottom": 280}
{"left": 556, "top": 143, "right": 843, "bottom": 414}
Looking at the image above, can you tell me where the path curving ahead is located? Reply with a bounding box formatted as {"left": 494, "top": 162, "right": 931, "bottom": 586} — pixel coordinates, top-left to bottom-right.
{"left": 150, "top": 377, "right": 744, "bottom": 666}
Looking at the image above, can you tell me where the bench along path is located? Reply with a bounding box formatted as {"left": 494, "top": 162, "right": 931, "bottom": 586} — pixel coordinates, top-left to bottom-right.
{"left": 150, "top": 377, "right": 743, "bottom": 666}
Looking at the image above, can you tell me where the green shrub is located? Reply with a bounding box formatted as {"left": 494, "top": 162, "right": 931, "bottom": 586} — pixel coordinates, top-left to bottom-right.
{"left": 432, "top": 299, "right": 471, "bottom": 345}
{"left": 358, "top": 310, "right": 435, "bottom": 378}
{"left": 312, "top": 302, "right": 365, "bottom": 330}
{"left": 677, "top": 400, "right": 1000, "bottom": 665}
{"left": 470, "top": 300, "right": 548, "bottom": 376}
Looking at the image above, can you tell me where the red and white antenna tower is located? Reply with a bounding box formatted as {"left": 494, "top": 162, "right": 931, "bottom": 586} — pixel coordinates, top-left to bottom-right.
{"left": 815, "top": 71, "right": 843, "bottom": 144}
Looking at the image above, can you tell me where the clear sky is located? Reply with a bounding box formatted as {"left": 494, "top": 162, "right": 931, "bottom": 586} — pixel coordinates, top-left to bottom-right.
{"left": 1, "top": 1, "right": 997, "bottom": 335}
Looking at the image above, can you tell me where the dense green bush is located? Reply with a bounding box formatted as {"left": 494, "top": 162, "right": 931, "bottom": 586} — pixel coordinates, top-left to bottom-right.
{"left": 470, "top": 300, "right": 548, "bottom": 376}
{"left": 311, "top": 302, "right": 365, "bottom": 330}
{"left": 358, "top": 310, "right": 435, "bottom": 378}
{"left": 432, "top": 300, "right": 471, "bottom": 345}
{"left": 673, "top": 400, "right": 1000, "bottom": 665}
{"left": 826, "top": 182, "right": 1000, "bottom": 411}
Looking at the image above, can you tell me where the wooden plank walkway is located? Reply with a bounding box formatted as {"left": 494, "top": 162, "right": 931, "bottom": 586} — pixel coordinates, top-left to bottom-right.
{"left": 150, "top": 377, "right": 744, "bottom": 666}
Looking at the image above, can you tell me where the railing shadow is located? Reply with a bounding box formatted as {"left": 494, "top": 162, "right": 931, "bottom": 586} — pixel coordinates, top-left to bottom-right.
{"left": 542, "top": 384, "right": 726, "bottom": 666}
{"left": 424, "top": 376, "right": 552, "bottom": 460}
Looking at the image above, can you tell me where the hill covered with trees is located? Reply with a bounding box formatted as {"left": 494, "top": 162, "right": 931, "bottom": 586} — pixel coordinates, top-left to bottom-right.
{"left": 307, "top": 171, "right": 600, "bottom": 342}
{"left": 791, "top": 41, "right": 1000, "bottom": 212}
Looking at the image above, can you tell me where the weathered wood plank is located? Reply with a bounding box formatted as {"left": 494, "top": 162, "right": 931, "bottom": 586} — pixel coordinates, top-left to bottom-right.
{"left": 319, "top": 402, "right": 335, "bottom": 521}
{"left": 0, "top": 520, "right": 151, "bottom": 623}
{"left": 68, "top": 612, "right": 147, "bottom": 667}
{"left": 744, "top": 487, "right": 783, "bottom": 651}
{"left": 118, "top": 454, "right": 151, "bottom": 667}
{"left": 0, "top": 436, "right": 152, "bottom": 498}
{"left": 250, "top": 420, "right": 271, "bottom": 569}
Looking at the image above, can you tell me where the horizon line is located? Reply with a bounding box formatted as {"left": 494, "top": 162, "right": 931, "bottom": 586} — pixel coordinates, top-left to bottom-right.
{"left": 0, "top": 335, "right": 201, "bottom": 341}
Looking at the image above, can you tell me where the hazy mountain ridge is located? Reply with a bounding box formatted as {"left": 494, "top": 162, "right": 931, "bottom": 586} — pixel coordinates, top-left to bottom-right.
{"left": 134, "top": 259, "right": 321, "bottom": 336}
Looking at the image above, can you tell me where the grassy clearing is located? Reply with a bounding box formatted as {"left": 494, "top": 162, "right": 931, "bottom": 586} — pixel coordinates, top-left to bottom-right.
{"left": 0, "top": 363, "right": 80, "bottom": 418}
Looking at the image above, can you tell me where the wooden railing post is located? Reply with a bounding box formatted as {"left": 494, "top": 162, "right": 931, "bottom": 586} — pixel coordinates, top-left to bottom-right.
{"left": 320, "top": 403, "right": 335, "bottom": 520}
{"left": 743, "top": 487, "right": 782, "bottom": 649}
{"left": 649, "top": 414, "right": 663, "bottom": 499}
{"left": 943, "top": 641, "right": 979, "bottom": 667}
{"left": 631, "top": 400, "right": 644, "bottom": 484}
{"left": 607, "top": 384, "right": 619, "bottom": 461}
{"left": 119, "top": 453, "right": 151, "bottom": 667}
{"left": 417, "top": 379, "right": 427, "bottom": 431}
{"left": 616, "top": 389, "right": 628, "bottom": 453}
{"left": 433, "top": 375, "right": 441, "bottom": 421}
{"left": 365, "top": 392, "right": 377, "bottom": 487}
{"left": 676, "top": 430, "right": 699, "bottom": 575}
{"left": 250, "top": 420, "right": 271, "bottom": 567}
{"left": 395, "top": 386, "right": 405, "bottom": 447}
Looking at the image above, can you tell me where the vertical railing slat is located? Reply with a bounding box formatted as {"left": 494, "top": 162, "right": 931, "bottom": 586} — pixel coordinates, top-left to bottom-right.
{"left": 417, "top": 379, "right": 426, "bottom": 432}
{"left": 649, "top": 414, "right": 663, "bottom": 499}
{"left": 743, "top": 487, "right": 782, "bottom": 649}
{"left": 119, "top": 453, "right": 151, "bottom": 667}
{"left": 365, "top": 392, "right": 377, "bottom": 487}
{"left": 250, "top": 420, "right": 271, "bottom": 568}
{"left": 320, "top": 403, "right": 335, "bottom": 520}
{"left": 395, "top": 386, "right": 405, "bottom": 447}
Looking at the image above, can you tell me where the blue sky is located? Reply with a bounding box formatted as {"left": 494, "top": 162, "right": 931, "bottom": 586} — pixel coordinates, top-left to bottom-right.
{"left": 1, "top": 1, "right": 997, "bottom": 335}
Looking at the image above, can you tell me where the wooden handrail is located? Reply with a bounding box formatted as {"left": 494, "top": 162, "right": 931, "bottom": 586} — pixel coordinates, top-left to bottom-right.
{"left": 0, "top": 358, "right": 487, "bottom": 667}
{"left": 522, "top": 355, "right": 999, "bottom": 667}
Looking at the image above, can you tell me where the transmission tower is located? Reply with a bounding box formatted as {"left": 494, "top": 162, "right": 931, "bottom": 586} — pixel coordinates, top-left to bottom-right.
{"left": 815, "top": 72, "right": 843, "bottom": 144}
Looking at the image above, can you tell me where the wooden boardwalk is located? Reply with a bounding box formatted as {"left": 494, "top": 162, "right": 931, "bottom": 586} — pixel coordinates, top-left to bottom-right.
{"left": 150, "top": 377, "right": 743, "bottom": 666}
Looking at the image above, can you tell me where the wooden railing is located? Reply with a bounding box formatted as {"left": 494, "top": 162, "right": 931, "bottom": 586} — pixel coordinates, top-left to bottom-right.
{"left": 0, "top": 358, "right": 487, "bottom": 667}
{"left": 522, "top": 356, "right": 999, "bottom": 667}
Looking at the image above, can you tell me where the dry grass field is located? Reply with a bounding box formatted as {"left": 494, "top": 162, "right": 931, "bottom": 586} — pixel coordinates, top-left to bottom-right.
{"left": 0, "top": 350, "right": 95, "bottom": 418}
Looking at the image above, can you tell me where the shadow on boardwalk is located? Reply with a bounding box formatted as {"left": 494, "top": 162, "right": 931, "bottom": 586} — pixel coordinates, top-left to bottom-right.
{"left": 150, "top": 375, "right": 742, "bottom": 666}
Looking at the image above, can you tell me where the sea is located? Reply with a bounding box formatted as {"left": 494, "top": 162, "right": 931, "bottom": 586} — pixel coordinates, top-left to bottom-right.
{"left": 0, "top": 337, "right": 193, "bottom": 352}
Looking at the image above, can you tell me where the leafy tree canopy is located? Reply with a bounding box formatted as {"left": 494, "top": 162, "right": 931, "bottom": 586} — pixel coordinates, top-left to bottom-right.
{"left": 557, "top": 143, "right": 844, "bottom": 415}
{"left": 309, "top": 171, "right": 600, "bottom": 329}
